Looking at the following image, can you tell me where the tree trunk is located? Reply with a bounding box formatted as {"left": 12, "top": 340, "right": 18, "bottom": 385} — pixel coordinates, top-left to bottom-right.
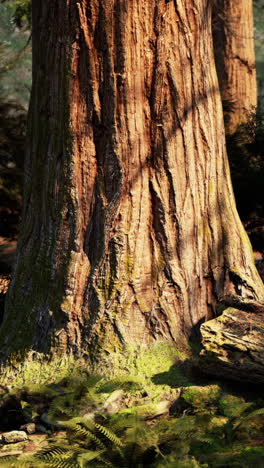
{"left": 212, "top": 0, "right": 257, "bottom": 134}
{"left": 1, "top": 0, "right": 263, "bottom": 363}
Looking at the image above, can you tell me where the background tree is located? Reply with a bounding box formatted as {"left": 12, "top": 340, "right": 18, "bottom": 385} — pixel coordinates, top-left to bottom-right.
{"left": 1, "top": 0, "right": 263, "bottom": 365}
{"left": 212, "top": 0, "right": 257, "bottom": 134}
{"left": 212, "top": 0, "right": 264, "bottom": 246}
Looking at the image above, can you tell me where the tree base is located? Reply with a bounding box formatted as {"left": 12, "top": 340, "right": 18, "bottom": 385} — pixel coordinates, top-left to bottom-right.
{"left": 0, "top": 342, "right": 189, "bottom": 388}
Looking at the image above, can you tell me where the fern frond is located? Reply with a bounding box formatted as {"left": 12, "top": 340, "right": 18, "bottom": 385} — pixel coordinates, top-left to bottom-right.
{"left": 0, "top": 454, "right": 46, "bottom": 468}
{"left": 28, "top": 384, "right": 60, "bottom": 398}
{"left": 96, "top": 457, "right": 118, "bottom": 468}
{"left": 64, "top": 417, "right": 123, "bottom": 450}
{"left": 36, "top": 445, "right": 70, "bottom": 462}
{"left": 68, "top": 422, "right": 107, "bottom": 450}
{"left": 35, "top": 446, "right": 81, "bottom": 468}
{"left": 48, "top": 394, "right": 78, "bottom": 420}
{"left": 77, "top": 449, "right": 106, "bottom": 464}
{"left": 66, "top": 422, "right": 92, "bottom": 438}
{"left": 193, "top": 435, "right": 214, "bottom": 445}
{"left": 86, "top": 375, "right": 104, "bottom": 389}
{"left": 171, "top": 415, "right": 197, "bottom": 437}
{"left": 243, "top": 407, "right": 264, "bottom": 419}
{"left": 0, "top": 455, "right": 17, "bottom": 467}
{"left": 109, "top": 409, "right": 147, "bottom": 435}
{"left": 83, "top": 429, "right": 107, "bottom": 450}
{"left": 45, "top": 454, "right": 78, "bottom": 468}
{"left": 233, "top": 407, "right": 264, "bottom": 430}
{"left": 94, "top": 422, "right": 124, "bottom": 446}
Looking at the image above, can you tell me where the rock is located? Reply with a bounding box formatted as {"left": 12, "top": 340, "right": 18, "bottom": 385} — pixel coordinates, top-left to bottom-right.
{"left": 200, "top": 308, "right": 264, "bottom": 383}
{"left": 134, "top": 401, "right": 172, "bottom": 420}
{"left": 2, "top": 431, "right": 28, "bottom": 444}
{"left": 0, "top": 450, "right": 23, "bottom": 457}
{"left": 103, "top": 390, "right": 124, "bottom": 414}
{"left": 20, "top": 423, "right": 36, "bottom": 434}
{"left": 82, "top": 411, "right": 95, "bottom": 421}
{"left": 0, "top": 441, "right": 27, "bottom": 452}
{"left": 145, "top": 400, "right": 171, "bottom": 419}
{"left": 0, "top": 450, "right": 23, "bottom": 458}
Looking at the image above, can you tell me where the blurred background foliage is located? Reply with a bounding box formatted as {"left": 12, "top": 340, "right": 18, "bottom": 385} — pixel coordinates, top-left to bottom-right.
{"left": 0, "top": 0, "right": 263, "bottom": 250}
{"left": 254, "top": 0, "right": 264, "bottom": 113}
{"left": 0, "top": 0, "right": 31, "bottom": 105}
{"left": 0, "top": 0, "right": 31, "bottom": 238}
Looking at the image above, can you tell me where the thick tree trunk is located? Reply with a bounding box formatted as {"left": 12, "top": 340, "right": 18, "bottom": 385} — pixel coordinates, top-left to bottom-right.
{"left": 212, "top": 0, "right": 257, "bottom": 134}
{"left": 1, "top": 0, "right": 263, "bottom": 363}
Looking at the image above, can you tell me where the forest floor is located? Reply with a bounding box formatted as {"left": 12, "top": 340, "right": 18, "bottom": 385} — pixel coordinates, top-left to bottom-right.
{"left": 0, "top": 344, "right": 264, "bottom": 467}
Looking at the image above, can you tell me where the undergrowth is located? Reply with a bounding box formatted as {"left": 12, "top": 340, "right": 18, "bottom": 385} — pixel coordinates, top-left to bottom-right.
{"left": 0, "top": 362, "right": 263, "bottom": 467}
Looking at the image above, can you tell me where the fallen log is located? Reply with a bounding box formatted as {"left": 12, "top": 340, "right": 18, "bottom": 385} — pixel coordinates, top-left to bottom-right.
{"left": 200, "top": 308, "right": 264, "bottom": 383}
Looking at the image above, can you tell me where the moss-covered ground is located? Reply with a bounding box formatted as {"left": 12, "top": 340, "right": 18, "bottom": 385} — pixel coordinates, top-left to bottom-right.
{"left": 0, "top": 343, "right": 263, "bottom": 467}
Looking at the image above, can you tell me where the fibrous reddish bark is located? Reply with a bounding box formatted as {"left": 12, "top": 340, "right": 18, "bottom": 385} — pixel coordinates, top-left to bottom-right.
{"left": 1, "top": 0, "right": 263, "bottom": 362}
{"left": 213, "top": 0, "right": 257, "bottom": 134}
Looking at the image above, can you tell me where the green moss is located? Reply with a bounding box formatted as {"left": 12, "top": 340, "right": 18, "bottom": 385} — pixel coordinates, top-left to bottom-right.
{"left": 110, "top": 402, "right": 159, "bottom": 420}
{"left": 0, "top": 342, "right": 189, "bottom": 400}
{"left": 97, "top": 376, "right": 143, "bottom": 394}
{"left": 130, "top": 342, "right": 187, "bottom": 379}
{"left": 1, "top": 346, "right": 264, "bottom": 467}
{"left": 83, "top": 340, "right": 189, "bottom": 385}
{"left": 208, "top": 416, "right": 229, "bottom": 429}
{"left": 125, "top": 251, "right": 134, "bottom": 277}
{"left": 181, "top": 385, "right": 222, "bottom": 412}
{"left": 1, "top": 354, "right": 77, "bottom": 388}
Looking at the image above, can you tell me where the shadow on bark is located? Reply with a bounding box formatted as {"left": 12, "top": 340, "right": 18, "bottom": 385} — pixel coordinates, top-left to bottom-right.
{"left": 0, "top": 85, "right": 260, "bottom": 362}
